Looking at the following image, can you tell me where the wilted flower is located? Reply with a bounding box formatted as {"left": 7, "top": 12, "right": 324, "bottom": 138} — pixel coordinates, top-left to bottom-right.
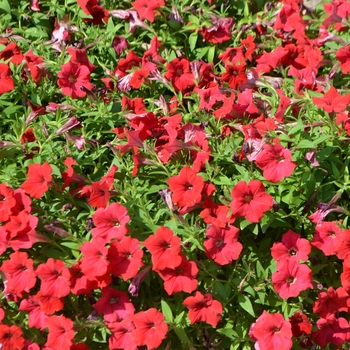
{"left": 128, "top": 266, "right": 151, "bottom": 296}
{"left": 112, "top": 36, "right": 128, "bottom": 56}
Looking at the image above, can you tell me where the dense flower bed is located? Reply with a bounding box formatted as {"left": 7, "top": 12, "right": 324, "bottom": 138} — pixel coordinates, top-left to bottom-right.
{"left": 0, "top": 0, "right": 350, "bottom": 349}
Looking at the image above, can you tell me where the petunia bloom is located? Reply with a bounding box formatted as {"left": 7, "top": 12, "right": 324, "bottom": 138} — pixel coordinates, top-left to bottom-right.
{"left": 57, "top": 61, "right": 93, "bottom": 99}
{"left": 230, "top": 180, "right": 273, "bottom": 223}
{"left": 0, "top": 63, "right": 15, "bottom": 95}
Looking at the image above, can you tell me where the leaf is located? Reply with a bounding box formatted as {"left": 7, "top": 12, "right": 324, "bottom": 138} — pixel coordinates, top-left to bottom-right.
{"left": 0, "top": 0, "right": 10, "bottom": 14}
{"left": 189, "top": 33, "right": 198, "bottom": 52}
{"left": 238, "top": 294, "right": 255, "bottom": 317}
{"left": 214, "top": 282, "right": 231, "bottom": 300}
{"left": 161, "top": 300, "right": 173, "bottom": 323}
{"left": 298, "top": 140, "right": 316, "bottom": 149}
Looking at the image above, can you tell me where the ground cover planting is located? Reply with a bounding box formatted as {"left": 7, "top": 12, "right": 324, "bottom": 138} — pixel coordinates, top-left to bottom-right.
{"left": 0, "top": 0, "right": 350, "bottom": 348}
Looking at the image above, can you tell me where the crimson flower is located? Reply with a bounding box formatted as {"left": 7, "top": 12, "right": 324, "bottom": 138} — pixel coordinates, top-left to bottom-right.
{"left": 336, "top": 46, "right": 350, "bottom": 74}
{"left": 69, "top": 263, "right": 98, "bottom": 295}
{"left": 157, "top": 255, "right": 198, "bottom": 295}
{"left": 167, "top": 166, "right": 204, "bottom": 208}
{"left": 230, "top": 180, "right": 273, "bottom": 223}
{"left": 312, "top": 86, "right": 350, "bottom": 113}
{"left": 272, "top": 259, "right": 313, "bottom": 299}
{"left": 77, "top": 0, "right": 109, "bottom": 24}
{"left": 143, "top": 226, "right": 182, "bottom": 270}
{"left": 35, "top": 258, "right": 71, "bottom": 298}
{"left": 93, "top": 287, "right": 135, "bottom": 322}
{"left": 204, "top": 225, "right": 243, "bottom": 266}
{"left": 198, "top": 16, "right": 234, "bottom": 44}
{"left": 200, "top": 198, "right": 235, "bottom": 228}
{"left": 129, "top": 68, "right": 149, "bottom": 89}
{"left": 20, "top": 162, "right": 52, "bottom": 199}
{"left": 108, "top": 236, "right": 144, "bottom": 281}
{"left": 0, "top": 324, "right": 25, "bottom": 350}
{"left": 0, "top": 183, "right": 16, "bottom": 222}
{"left": 255, "top": 143, "right": 297, "bottom": 183}
{"left": 92, "top": 202, "right": 130, "bottom": 242}
{"left": 311, "top": 313, "right": 350, "bottom": 348}
{"left": 132, "top": 308, "right": 168, "bottom": 349}
{"left": 0, "top": 63, "right": 15, "bottom": 95}
{"left": 67, "top": 47, "right": 96, "bottom": 72}
{"left": 0, "top": 251, "right": 36, "bottom": 295}
{"left": 0, "top": 42, "right": 23, "bottom": 64}
{"left": 289, "top": 312, "right": 312, "bottom": 337}
{"left": 57, "top": 61, "right": 93, "bottom": 99}
{"left": 164, "top": 58, "right": 195, "bottom": 92}
{"left": 183, "top": 292, "right": 223, "bottom": 327}
{"left": 313, "top": 287, "right": 349, "bottom": 318}
{"left": 271, "top": 230, "right": 311, "bottom": 263}
{"left": 107, "top": 316, "right": 136, "bottom": 350}
{"left": 312, "top": 221, "right": 343, "bottom": 256}
{"left": 45, "top": 315, "right": 75, "bottom": 349}
{"left": 249, "top": 311, "right": 293, "bottom": 350}
{"left": 131, "top": 0, "right": 164, "bottom": 22}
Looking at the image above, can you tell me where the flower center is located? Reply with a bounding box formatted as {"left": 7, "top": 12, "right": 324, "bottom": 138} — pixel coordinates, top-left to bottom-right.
{"left": 288, "top": 247, "right": 297, "bottom": 256}
{"left": 244, "top": 195, "right": 253, "bottom": 203}
{"left": 286, "top": 276, "right": 296, "bottom": 285}
{"left": 69, "top": 75, "right": 77, "bottom": 83}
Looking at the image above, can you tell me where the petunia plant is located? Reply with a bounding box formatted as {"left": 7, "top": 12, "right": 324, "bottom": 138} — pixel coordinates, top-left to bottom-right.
{"left": 0, "top": 0, "right": 350, "bottom": 349}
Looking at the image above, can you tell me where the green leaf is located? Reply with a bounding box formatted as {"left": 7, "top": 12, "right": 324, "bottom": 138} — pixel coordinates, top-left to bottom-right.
{"left": 161, "top": 300, "right": 173, "bottom": 323}
{"left": 298, "top": 140, "right": 316, "bottom": 149}
{"left": 207, "top": 46, "right": 216, "bottom": 63}
{"left": 214, "top": 282, "right": 231, "bottom": 301}
{"left": 0, "top": 0, "right": 10, "bottom": 14}
{"left": 238, "top": 294, "right": 255, "bottom": 317}
{"left": 189, "top": 33, "right": 198, "bottom": 52}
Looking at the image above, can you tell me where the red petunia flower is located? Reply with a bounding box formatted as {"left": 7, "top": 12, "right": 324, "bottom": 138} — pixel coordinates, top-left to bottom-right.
{"left": 313, "top": 287, "right": 349, "bottom": 318}
{"left": 35, "top": 258, "right": 71, "bottom": 298}
{"left": 0, "top": 183, "right": 16, "bottom": 222}
{"left": 132, "top": 308, "right": 168, "bottom": 349}
{"left": 0, "top": 63, "right": 15, "bottom": 95}
{"left": 20, "top": 162, "right": 52, "bottom": 199}
{"left": 57, "top": 61, "right": 93, "bottom": 99}
{"left": 272, "top": 259, "right": 313, "bottom": 299}
{"left": 77, "top": 0, "right": 109, "bottom": 25}
{"left": 45, "top": 315, "right": 75, "bottom": 349}
{"left": 107, "top": 316, "right": 136, "bottom": 350}
{"left": 336, "top": 46, "right": 350, "bottom": 74}
{"left": 167, "top": 166, "right": 204, "bottom": 208}
{"left": 108, "top": 236, "right": 144, "bottom": 281}
{"left": 311, "top": 313, "right": 350, "bottom": 348}
{"left": 131, "top": 0, "right": 164, "bottom": 22}
{"left": 67, "top": 47, "right": 96, "bottom": 72}
{"left": 312, "top": 221, "right": 343, "bottom": 256}
{"left": 183, "top": 291, "right": 223, "bottom": 327}
{"left": 157, "top": 255, "right": 198, "bottom": 295}
{"left": 204, "top": 225, "right": 243, "bottom": 266}
{"left": 255, "top": 143, "right": 297, "bottom": 183}
{"left": 0, "top": 324, "right": 25, "bottom": 350}
{"left": 0, "top": 42, "right": 23, "bottom": 65}
{"left": 271, "top": 230, "right": 311, "bottom": 263}
{"left": 230, "top": 180, "right": 273, "bottom": 223}
{"left": 94, "top": 287, "right": 135, "bottom": 322}
{"left": 69, "top": 263, "right": 98, "bottom": 295}
{"left": 164, "top": 58, "right": 195, "bottom": 92}
{"left": 129, "top": 68, "right": 149, "bottom": 89}
{"left": 0, "top": 251, "right": 36, "bottom": 295}
{"left": 312, "top": 86, "right": 350, "bottom": 113}
{"left": 249, "top": 311, "right": 293, "bottom": 350}
{"left": 200, "top": 198, "right": 235, "bottom": 228}
{"left": 289, "top": 311, "right": 312, "bottom": 337}
{"left": 143, "top": 226, "right": 182, "bottom": 271}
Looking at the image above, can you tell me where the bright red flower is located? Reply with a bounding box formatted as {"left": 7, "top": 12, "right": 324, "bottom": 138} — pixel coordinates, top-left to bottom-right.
{"left": 334, "top": 228, "right": 350, "bottom": 260}
{"left": 311, "top": 313, "right": 350, "bottom": 348}
{"left": 19, "top": 295, "right": 48, "bottom": 330}
{"left": 20, "top": 162, "right": 52, "bottom": 199}
{"left": 313, "top": 287, "right": 349, "bottom": 318}
{"left": 312, "top": 86, "right": 350, "bottom": 113}
{"left": 249, "top": 311, "right": 293, "bottom": 350}
{"left": 272, "top": 259, "right": 313, "bottom": 299}
{"left": 336, "top": 46, "right": 350, "bottom": 74}
{"left": 0, "top": 251, "right": 36, "bottom": 295}
{"left": 255, "top": 143, "right": 297, "bottom": 183}
{"left": 164, "top": 58, "right": 195, "bottom": 92}
{"left": 0, "top": 324, "right": 25, "bottom": 350}
{"left": 129, "top": 68, "right": 149, "bottom": 89}
{"left": 45, "top": 315, "right": 75, "bottom": 349}
{"left": 132, "top": 308, "right": 168, "bottom": 349}
{"left": 57, "top": 61, "right": 93, "bottom": 99}
{"left": 204, "top": 225, "right": 243, "bottom": 266}
{"left": 131, "top": 0, "right": 164, "bottom": 22}
{"left": 183, "top": 292, "right": 223, "bottom": 327}
{"left": 143, "top": 226, "right": 182, "bottom": 271}
{"left": 289, "top": 312, "right": 312, "bottom": 337}
{"left": 77, "top": 0, "right": 109, "bottom": 24}
{"left": 34, "top": 290, "right": 64, "bottom": 315}
{"left": 79, "top": 237, "right": 109, "bottom": 277}
{"left": 157, "top": 255, "right": 198, "bottom": 295}
{"left": 0, "top": 42, "right": 23, "bottom": 64}
{"left": 92, "top": 202, "right": 130, "bottom": 242}
{"left": 108, "top": 236, "right": 144, "bottom": 281}
{"left": 0, "top": 183, "right": 16, "bottom": 222}
{"left": 107, "top": 316, "right": 136, "bottom": 350}
{"left": 198, "top": 17, "right": 234, "bottom": 44}
{"left": 200, "top": 198, "right": 235, "bottom": 228}
{"left": 36, "top": 258, "right": 71, "bottom": 298}
{"left": 312, "top": 221, "right": 343, "bottom": 256}
{"left": 230, "top": 180, "right": 273, "bottom": 223}
{"left": 0, "top": 63, "right": 15, "bottom": 95}
{"left": 271, "top": 230, "right": 311, "bottom": 263}
{"left": 67, "top": 47, "right": 96, "bottom": 72}
{"left": 167, "top": 166, "right": 204, "bottom": 208}
{"left": 94, "top": 287, "right": 135, "bottom": 322}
